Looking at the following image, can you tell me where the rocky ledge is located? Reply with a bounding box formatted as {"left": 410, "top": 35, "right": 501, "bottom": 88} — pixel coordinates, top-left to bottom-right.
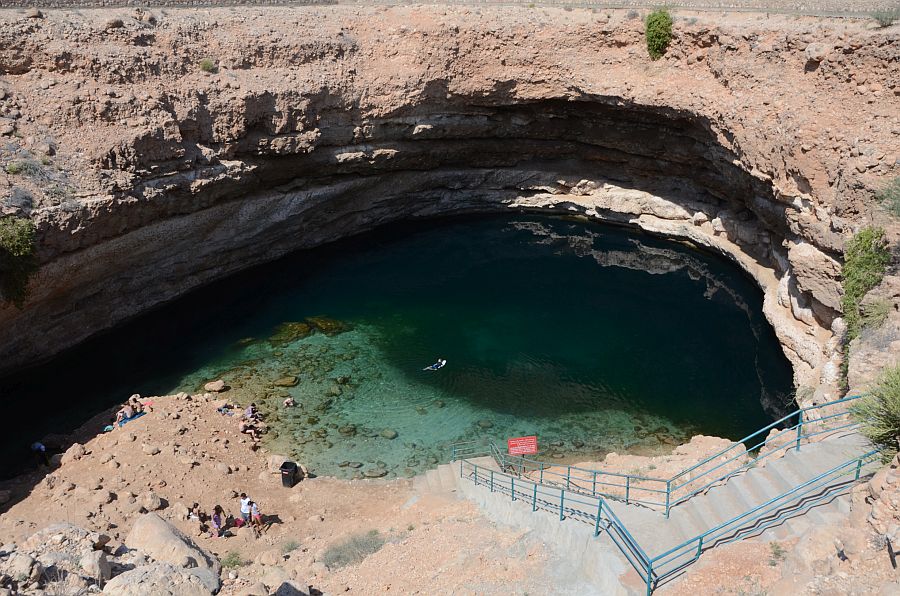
{"left": 0, "top": 6, "right": 898, "bottom": 399}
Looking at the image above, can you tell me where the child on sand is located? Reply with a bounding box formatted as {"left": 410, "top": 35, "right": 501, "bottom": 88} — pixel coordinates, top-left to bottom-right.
{"left": 210, "top": 505, "right": 225, "bottom": 538}
{"left": 250, "top": 501, "right": 263, "bottom": 536}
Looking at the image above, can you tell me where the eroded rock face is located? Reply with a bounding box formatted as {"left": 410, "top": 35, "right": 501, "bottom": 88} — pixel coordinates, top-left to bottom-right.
{"left": 0, "top": 7, "right": 897, "bottom": 399}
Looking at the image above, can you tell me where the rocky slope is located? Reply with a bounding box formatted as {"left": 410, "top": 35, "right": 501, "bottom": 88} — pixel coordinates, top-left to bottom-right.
{"left": 0, "top": 8, "right": 898, "bottom": 397}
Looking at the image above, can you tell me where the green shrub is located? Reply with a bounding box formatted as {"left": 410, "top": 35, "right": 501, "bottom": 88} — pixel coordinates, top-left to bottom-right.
{"left": 861, "top": 299, "right": 893, "bottom": 330}
{"left": 877, "top": 177, "right": 900, "bottom": 217}
{"left": 5, "top": 160, "right": 42, "bottom": 177}
{"left": 0, "top": 216, "right": 38, "bottom": 308}
{"left": 199, "top": 58, "right": 218, "bottom": 73}
{"left": 842, "top": 227, "right": 891, "bottom": 343}
{"left": 768, "top": 542, "right": 787, "bottom": 566}
{"left": 220, "top": 552, "right": 246, "bottom": 568}
{"left": 872, "top": 9, "right": 899, "bottom": 28}
{"left": 852, "top": 365, "right": 900, "bottom": 460}
{"left": 322, "top": 530, "right": 385, "bottom": 569}
{"left": 281, "top": 540, "right": 300, "bottom": 555}
{"left": 645, "top": 9, "right": 673, "bottom": 60}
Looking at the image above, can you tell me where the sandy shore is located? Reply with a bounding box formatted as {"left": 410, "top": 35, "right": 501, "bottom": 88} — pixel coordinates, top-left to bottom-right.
{"left": 0, "top": 391, "right": 557, "bottom": 594}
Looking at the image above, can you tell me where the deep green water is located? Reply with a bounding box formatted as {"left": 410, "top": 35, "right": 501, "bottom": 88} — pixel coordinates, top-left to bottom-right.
{"left": 0, "top": 216, "right": 793, "bottom": 479}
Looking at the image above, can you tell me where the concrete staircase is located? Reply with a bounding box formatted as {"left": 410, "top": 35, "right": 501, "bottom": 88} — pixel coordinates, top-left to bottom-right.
{"left": 416, "top": 431, "right": 874, "bottom": 594}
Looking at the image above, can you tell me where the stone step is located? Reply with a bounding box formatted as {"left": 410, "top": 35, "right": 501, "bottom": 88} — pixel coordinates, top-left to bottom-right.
{"left": 438, "top": 463, "right": 459, "bottom": 491}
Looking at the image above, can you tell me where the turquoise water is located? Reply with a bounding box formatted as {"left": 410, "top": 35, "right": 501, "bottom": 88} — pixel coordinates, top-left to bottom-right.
{"left": 0, "top": 216, "right": 793, "bottom": 479}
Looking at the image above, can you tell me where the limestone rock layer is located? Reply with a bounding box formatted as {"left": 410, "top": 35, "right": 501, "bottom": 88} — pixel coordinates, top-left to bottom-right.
{"left": 0, "top": 7, "right": 898, "bottom": 399}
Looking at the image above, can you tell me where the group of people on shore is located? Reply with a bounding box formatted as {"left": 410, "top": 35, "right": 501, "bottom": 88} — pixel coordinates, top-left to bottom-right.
{"left": 189, "top": 492, "right": 266, "bottom": 539}
{"left": 238, "top": 402, "right": 264, "bottom": 445}
{"left": 114, "top": 394, "right": 149, "bottom": 427}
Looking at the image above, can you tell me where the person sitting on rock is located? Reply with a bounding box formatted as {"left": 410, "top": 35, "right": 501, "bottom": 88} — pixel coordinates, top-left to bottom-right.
{"left": 238, "top": 420, "right": 260, "bottom": 441}
{"left": 115, "top": 403, "right": 135, "bottom": 426}
{"left": 245, "top": 403, "right": 260, "bottom": 421}
{"left": 128, "top": 394, "right": 144, "bottom": 414}
{"left": 209, "top": 505, "right": 225, "bottom": 538}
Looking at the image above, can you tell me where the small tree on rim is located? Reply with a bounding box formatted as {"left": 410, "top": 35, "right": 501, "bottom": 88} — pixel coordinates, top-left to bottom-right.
{"left": 645, "top": 9, "right": 674, "bottom": 60}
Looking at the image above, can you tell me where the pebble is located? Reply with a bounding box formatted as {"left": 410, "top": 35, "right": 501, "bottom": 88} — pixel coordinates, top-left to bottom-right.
{"left": 381, "top": 429, "right": 398, "bottom": 440}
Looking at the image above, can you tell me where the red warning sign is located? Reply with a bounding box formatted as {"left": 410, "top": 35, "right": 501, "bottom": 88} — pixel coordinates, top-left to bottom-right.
{"left": 507, "top": 435, "right": 538, "bottom": 456}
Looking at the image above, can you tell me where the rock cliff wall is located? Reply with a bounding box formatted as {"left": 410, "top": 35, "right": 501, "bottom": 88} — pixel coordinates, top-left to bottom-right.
{"left": 0, "top": 7, "right": 898, "bottom": 400}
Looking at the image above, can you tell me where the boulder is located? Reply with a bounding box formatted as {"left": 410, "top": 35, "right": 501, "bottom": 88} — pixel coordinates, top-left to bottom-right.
{"left": 80, "top": 550, "right": 112, "bottom": 582}
{"left": 61, "top": 443, "right": 87, "bottom": 465}
{"left": 124, "top": 513, "right": 220, "bottom": 593}
{"left": 804, "top": 42, "right": 830, "bottom": 63}
{"left": 102, "top": 562, "right": 211, "bottom": 596}
{"left": 255, "top": 548, "right": 283, "bottom": 566}
{"left": 787, "top": 242, "right": 842, "bottom": 312}
{"left": 203, "top": 380, "right": 226, "bottom": 392}
{"left": 240, "top": 582, "right": 269, "bottom": 596}
{"left": 786, "top": 526, "right": 841, "bottom": 575}
{"left": 140, "top": 490, "right": 163, "bottom": 512}
{"left": 267, "top": 454, "right": 291, "bottom": 474}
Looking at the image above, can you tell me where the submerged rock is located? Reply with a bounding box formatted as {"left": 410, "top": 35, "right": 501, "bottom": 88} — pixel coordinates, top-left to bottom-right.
{"left": 381, "top": 429, "right": 399, "bottom": 440}
{"left": 364, "top": 468, "right": 388, "bottom": 478}
{"left": 269, "top": 322, "right": 314, "bottom": 346}
{"left": 273, "top": 376, "right": 299, "bottom": 387}
{"left": 203, "top": 379, "right": 226, "bottom": 393}
{"left": 305, "top": 316, "right": 351, "bottom": 336}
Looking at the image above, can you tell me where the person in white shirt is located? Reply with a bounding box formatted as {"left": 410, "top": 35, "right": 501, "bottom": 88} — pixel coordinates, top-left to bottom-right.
{"left": 239, "top": 493, "right": 251, "bottom": 525}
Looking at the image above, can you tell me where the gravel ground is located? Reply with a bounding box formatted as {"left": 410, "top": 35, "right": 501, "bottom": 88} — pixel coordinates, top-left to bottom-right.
{"left": 1, "top": 0, "right": 899, "bottom": 17}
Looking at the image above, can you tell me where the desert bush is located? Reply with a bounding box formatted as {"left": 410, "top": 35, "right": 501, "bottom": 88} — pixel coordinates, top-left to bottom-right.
{"left": 645, "top": 9, "right": 673, "bottom": 60}
{"left": 220, "top": 551, "right": 246, "bottom": 568}
{"left": 0, "top": 216, "right": 38, "bottom": 307}
{"left": 872, "top": 9, "right": 900, "bottom": 28}
{"left": 842, "top": 227, "right": 891, "bottom": 343}
{"left": 861, "top": 299, "right": 893, "bottom": 330}
{"left": 5, "top": 159, "right": 42, "bottom": 177}
{"left": 199, "top": 58, "right": 218, "bottom": 73}
{"left": 877, "top": 176, "right": 900, "bottom": 217}
{"left": 322, "top": 530, "right": 385, "bottom": 569}
{"left": 281, "top": 540, "right": 300, "bottom": 554}
{"left": 852, "top": 364, "right": 900, "bottom": 460}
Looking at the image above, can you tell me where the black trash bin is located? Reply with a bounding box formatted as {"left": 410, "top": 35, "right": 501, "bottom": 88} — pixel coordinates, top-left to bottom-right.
{"left": 280, "top": 461, "right": 298, "bottom": 488}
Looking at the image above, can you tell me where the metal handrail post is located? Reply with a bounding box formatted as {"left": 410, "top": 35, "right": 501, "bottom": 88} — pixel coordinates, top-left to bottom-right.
{"left": 532, "top": 483, "right": 538, "bottom": 511}
{"left": 626, "top": 476, "right": 631, "bottom": 505}
{"left": 665, "top": 480, "right": 671, "bottom": 518}
{"left": 594, "top": 499, "right": 603, "bottom": 537}
{"left": 795, "top": 411, "right": 803, "bottom": 451}
{"left": 490, "top": 470, "right": 494, "bottom": 493}
{"left": 540, "top": 465, "right": 544, "bottom": 484}
{"left": 511, "top": 476, "right": 515, "bottom": 502}
{"left": 566, "top": 467, "right": 571, "bottom": 490}
{"left": 855, "top": 458, "right": 863, "bottom": 480}
{"left": 559, "top": 490, "right": 565, "bottom": 521}
{"left": 696, "top": 536, "right": 704, "bottom": 558}
{"left": 592, "top": 471, "right": 597, "bottom": 495}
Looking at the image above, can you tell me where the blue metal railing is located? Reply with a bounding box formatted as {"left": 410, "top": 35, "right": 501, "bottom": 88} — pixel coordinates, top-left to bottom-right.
{"left": 484, "top": 394, "right": 864, "bottom": 516}
{"left": 454, "top": 444, "right": 879, "bottom": 595}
